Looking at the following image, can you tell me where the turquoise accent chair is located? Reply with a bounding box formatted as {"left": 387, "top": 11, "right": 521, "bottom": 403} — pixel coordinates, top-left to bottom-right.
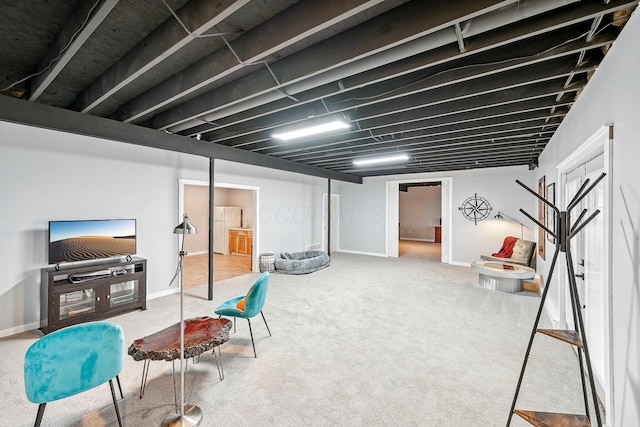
{"left": 24, "top": 321, "right": 125, "bottom": 426}
{"left": 215, "top": 272, "right": 271, "bottom": 357}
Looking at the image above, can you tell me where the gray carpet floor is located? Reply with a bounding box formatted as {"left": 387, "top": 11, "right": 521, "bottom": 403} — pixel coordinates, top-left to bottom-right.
{"left": 0, "top": 245, "right": 593, "bottom": 426}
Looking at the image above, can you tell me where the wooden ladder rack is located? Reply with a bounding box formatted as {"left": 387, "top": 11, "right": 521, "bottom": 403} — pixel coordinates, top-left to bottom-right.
{"left": 506, "top": 172, "right": 606, "bottom": 427}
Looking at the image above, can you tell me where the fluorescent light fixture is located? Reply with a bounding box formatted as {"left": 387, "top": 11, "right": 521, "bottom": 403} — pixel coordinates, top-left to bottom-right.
{"left": 353, "top": 153, "right": 410, "bottom": 166}
{"left": 272, "top": 119, "right": 350, "bottom": 141}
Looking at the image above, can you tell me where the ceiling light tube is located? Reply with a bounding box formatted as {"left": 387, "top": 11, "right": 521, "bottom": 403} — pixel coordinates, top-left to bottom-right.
{"left": 272, "top": 119, "right": 350, "bottom": 141}
{"left": 353, "top": 153, "right": 409, "bottom": 166}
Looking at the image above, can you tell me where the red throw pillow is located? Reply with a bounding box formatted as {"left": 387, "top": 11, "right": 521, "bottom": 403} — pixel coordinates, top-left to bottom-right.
{"left": 236, "top": 298, "right": 245, "bottom": 311}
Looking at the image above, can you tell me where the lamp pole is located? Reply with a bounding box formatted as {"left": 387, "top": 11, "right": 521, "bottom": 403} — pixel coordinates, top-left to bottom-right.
{"left": 495, "top": 211, "right": 525, "bottom": 239}
{"left": 161, "top": 213, "right": 202, "bottom": 427}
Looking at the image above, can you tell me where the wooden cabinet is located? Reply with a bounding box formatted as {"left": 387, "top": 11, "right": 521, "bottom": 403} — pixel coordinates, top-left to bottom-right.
{"left": 229, "top": 231, "right": 239, "bottom": 253}
{"left": 434, "top": 226, "right": 442, "bottom": 243}
{"left": 41, "top": 257, "right": 146, "bottom": 334}
{"left": 229, "top": 229, "right": 253, "bottom": 256}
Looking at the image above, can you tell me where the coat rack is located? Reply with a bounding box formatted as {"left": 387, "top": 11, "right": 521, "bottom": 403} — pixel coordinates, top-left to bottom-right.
{"left": 506, "top": 172, "right": 606, "bottom": 427}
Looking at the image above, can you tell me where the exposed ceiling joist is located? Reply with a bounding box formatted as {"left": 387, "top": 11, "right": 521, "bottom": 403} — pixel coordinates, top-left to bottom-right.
{"left": 74, "top": 0, "right": 247, "bottom": 113}
{"left": 151, "top": 0, "right": 522, "bottom": 131}
{"left": 29, "top": 0, "right": 119, "bottom": 101}
{"left": 117, "top": 0, "right": 390, "bottom": 123}
{"left": 166, "top": 0, "right": 626, "bottom": 136}
{"left": 1, "top": 0, "right": 637, "bottom": 177}
{"left": 207, "top": 37, "right": 604, "bottom": 148}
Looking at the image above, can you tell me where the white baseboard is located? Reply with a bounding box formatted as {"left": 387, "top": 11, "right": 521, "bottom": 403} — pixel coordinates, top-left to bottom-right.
{"left": 399, "top": 237, "right": 434, "bottom": 242}
{"left": 449, "top": 261, "right": 471, "bottom": 267}
{"left": 336, "top": 249, "right": 387, "bottom": 258}
{"left": 148, "top": 287, "right": 179, "bottom": 300}
{"left": 186, "top": 251, "right": 207, "bottom": 256}
{"left": 0, "top": 320, "right": 42, "bottom": 339}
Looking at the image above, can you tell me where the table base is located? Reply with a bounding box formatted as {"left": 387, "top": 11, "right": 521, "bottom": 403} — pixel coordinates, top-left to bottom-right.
{"left": 478, "top": 273, "right": 523, "bottom": 293}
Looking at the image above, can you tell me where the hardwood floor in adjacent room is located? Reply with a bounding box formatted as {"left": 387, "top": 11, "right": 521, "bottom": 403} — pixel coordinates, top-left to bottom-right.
{"left": 398, "top": 240, "right": 441, "bottom": 262}
{"left": 183, "top": 253, "right": 252, "bottom": 288}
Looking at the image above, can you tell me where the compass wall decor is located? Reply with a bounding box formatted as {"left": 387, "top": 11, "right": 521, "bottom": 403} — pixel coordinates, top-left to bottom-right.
{"left": 458, "top": 193, "right": 493, "bottom": 225}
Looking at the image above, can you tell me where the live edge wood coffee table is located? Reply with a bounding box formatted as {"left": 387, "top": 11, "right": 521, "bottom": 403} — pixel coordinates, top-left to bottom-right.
{"left": 128, "top": 316, "right": 232, "bottom": 399}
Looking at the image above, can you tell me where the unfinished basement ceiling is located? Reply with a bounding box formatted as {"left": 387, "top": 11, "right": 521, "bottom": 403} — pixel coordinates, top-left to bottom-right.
{"left": 0, "top": 0, "right": 637, "bottom": 181}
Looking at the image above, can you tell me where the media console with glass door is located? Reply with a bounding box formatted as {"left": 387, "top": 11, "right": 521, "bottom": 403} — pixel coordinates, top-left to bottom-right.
{"left": 40, "top": 257, "right": 146, "bottom": 334}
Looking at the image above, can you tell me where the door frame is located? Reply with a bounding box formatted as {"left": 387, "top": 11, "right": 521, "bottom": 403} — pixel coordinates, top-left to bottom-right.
{"left": 178, "top": 179, "right": 260, "bottom": 272}
{"left": 385, "top": 177, "right": 452, "bottom": 262}
{"left": 555, "top": 124, "right": 613, "bottom": 424}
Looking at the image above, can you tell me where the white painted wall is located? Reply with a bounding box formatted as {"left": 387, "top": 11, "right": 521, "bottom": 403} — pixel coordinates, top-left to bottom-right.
{"left": 535, "top": 11, "right": 640, "bottom": 427}
{"left": 212, "top": 161, "right": 327, "bottom": 256}
{"left": 184, "top": 184, "right": 210, "bottom": 253}
{"left": 336, "top": 166, "right": 535, "bottom": 262}
{"left": 0, "top": 122, "right": 326, "bottom": 336}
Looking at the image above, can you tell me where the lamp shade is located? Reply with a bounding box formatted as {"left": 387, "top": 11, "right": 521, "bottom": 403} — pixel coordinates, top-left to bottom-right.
{"left": 174, "top": 214, "right": 197, "bottom": 234}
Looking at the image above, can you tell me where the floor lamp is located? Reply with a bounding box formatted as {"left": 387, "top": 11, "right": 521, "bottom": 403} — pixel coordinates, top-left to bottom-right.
{"left": 494, "top": 211, "right": 525, "bottom": 239}
{"left": 161, "top": 213, "right": 203, "bottom": 427}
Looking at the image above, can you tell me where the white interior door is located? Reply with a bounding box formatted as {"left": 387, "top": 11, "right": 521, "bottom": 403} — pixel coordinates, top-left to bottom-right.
{"left": 564, "top": 167, "right": 584, "bottom": 330}
{"left": 583, "top": 157, "right": 607, "bottom": 394}
{"left": 562, "top": 154, "right": 608, "bottom": 416}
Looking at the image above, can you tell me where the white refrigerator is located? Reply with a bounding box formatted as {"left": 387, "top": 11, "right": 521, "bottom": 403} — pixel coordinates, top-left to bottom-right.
{"left": 213, "top": 206, "right": 241, "bottom": 254}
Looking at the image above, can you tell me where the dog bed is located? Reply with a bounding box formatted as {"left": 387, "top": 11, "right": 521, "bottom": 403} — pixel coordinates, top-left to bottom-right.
{"left": 274, "top": 250, "right": 330, "bottom": 274}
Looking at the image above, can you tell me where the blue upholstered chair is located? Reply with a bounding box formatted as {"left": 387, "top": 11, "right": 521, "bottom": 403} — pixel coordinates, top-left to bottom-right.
{"left": 215, "top": 272, "right": 271, "bottom": 357}
{"left": 24, "top": 321, "right": 125, "bottom": 426}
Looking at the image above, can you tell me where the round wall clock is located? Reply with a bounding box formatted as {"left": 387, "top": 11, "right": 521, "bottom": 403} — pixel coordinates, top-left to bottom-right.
{"left": 458, "top": 193, "right": 492, "bottom": 225}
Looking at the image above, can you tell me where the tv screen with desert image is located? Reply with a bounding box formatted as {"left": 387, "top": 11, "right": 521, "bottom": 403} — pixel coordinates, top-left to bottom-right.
{"left": 48, "top": 219, "right": 136, "bottom": 264}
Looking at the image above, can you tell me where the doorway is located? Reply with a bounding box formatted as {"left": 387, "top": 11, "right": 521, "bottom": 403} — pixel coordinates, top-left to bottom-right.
{"left": 556, "top": 125, "right": 612, "bottom": 424}
{"left": 386, "top": 177, "right": 452, "bottom": 262}
{"left": 398, "top": 182, "right": 442, "bottom": 260}
{"left": 179, "top": 179, "right": 259, "bottom": 288}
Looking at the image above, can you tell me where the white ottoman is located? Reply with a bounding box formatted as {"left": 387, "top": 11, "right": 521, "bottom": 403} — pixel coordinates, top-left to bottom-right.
{"left": 471, "top": 260, "right": 535, "bottom": 293}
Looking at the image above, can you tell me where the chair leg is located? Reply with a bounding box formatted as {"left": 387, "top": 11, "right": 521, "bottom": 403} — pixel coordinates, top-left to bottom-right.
{"left": 116, "top": 374, "right": 124, "bottom": 399}
{"left": 34, "top": 403, "right": 46, "bottom": 427}
{"left": 109, "top": 379, "right": 123, "bottom": 427}
{"left": 247, "top": 319, "right": 256, "bottom": 358}
{"left": 260, "top": 311, "right": 272, "bottom": 336}
{"left": 219, "top": 315, "right": 236, "bottom": 333}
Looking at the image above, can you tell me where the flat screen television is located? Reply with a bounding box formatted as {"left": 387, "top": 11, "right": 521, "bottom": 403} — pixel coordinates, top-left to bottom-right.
{"left": 48, "top": 219, "right": 137, "bottom": 265}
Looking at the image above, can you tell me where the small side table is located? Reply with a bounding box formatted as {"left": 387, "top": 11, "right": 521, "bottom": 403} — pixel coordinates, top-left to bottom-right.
{"left": 128, "top": 316, "right": 232, "bottom": 400}
{"left": 471, "top": 261, "right": 535, "bottom": 293}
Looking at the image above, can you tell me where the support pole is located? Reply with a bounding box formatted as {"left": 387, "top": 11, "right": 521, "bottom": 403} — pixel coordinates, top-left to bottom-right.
{"left": 327, "top": 179, "right": 331, "bottom": 256}
{"left": 208, "top": 158, "right": 214, "bottom": 301}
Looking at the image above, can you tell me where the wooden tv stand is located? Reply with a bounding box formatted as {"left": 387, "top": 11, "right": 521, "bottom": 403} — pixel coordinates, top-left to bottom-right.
{"left": 41, "top": 257, "right": 146, "bottom": 334}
